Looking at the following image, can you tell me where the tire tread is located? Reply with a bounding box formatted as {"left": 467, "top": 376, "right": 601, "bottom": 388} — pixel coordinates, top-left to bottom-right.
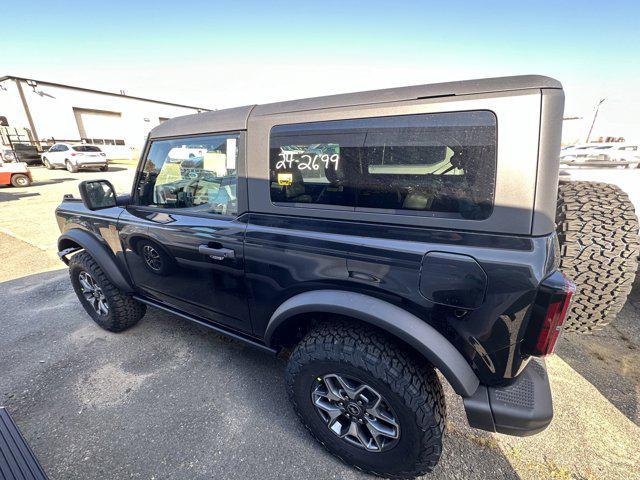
{"left": 285, "top": 322, "right": 446, "bottom": 479}
{"left": 557, "top": 181, "right": 640, "bottom": 332}
{"left": 69, "top": 251, "right": 145, "bottom": 332}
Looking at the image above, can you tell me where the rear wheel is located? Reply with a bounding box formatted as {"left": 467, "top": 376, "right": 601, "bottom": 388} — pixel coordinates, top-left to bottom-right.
{"left": 69, "top": 251, "right": 146, "bottom": 332}
{"left": 10, "top": 174, "right": 31, "bottom": 187}
{"left": 286, "top": 322, "right": 446, "bottom": 478}
{"left": 556, "top": 181, "right": 640, "bottom": 332}
{"left": 66, "top": 160, "right": 78, "bottom": 173}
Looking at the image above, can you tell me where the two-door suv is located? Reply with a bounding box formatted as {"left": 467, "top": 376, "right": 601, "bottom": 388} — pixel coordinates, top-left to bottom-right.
{"left": 56, "top": 75, "right": 574, "bottom": 478}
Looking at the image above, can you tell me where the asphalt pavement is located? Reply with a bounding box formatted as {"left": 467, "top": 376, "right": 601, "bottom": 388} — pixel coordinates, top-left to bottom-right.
{"left": 0, "top": 165, "right": 639, "bottom": 479}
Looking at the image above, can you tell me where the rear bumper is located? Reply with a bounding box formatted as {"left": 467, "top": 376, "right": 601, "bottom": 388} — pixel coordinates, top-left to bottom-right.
{"left": 77, "top": 161, "right": 107, "bottom": 167}
{"left": 463, "top": 359, "right": 553, "bottom": 436}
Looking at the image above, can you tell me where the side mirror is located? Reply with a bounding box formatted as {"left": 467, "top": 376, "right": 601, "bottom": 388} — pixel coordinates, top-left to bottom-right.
{"left": 78, "top": 180, "right": 117, "bottom": 210}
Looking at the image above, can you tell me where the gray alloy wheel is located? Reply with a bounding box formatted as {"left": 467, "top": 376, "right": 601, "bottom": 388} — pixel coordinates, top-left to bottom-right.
{"left": 311, "top": 373, "right": 400, "bottom": 452}
{"left": 142, "top": 244, "right": 162, "bottom": 271}
{"left": 78, "top": 271, "right": 109, "bottom": 315}
{"left": 69, "top": 251, "right": 146, "bottom": 332}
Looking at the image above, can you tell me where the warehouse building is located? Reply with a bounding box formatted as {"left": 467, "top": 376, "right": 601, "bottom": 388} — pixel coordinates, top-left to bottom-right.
{"left": 0, "top": 75, "right": 207, "bottom": 157}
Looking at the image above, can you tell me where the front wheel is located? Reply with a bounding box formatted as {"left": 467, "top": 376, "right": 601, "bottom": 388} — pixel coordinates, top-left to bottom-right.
{"left": 100, "top": 165, "right": 109, "bottom": 172}
{"left": 286, "top": 323, "right": 446, "bottom": 479}
{"left": 43, "top": 157, "right": 53, "bottom": 169}
{"left": 69, "top": 251, "right": 146, "bottom": 332}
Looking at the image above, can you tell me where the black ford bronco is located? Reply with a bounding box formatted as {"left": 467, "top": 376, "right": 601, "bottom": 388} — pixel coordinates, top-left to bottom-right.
{"left": 56, "top": 75, "right": 577, "bottom": 478}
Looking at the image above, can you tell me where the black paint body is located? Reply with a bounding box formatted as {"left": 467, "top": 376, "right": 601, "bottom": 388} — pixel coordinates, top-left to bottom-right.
{"left": 56, "top": 200, "right": 557, "bottom": 387}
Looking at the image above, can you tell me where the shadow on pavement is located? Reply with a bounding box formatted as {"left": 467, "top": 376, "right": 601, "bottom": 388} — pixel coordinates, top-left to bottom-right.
{"left": 32, "top": 177, "right": 77, "bottom": 186}
{"left": 0, "top": 269, "right": 520, "bottom": 480}
{"left": 556, "top": 274, "right": 640, "bottom": 426}
{"left": 0, "top": 190, "right": 40, "bottom": 201}
{"left": 0, "top": 177, "right": 80, "bottom": 201}
{"left": 68, "top": 166, "right": 128, "bottom": 173}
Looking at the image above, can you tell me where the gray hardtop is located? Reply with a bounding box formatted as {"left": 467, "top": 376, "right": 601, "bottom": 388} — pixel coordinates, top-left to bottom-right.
{"left": 149, "top": 75, "right": 561, "bottom": 139}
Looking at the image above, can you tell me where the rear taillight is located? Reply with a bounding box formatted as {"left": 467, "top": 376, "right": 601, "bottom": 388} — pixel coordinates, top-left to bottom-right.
{"left": 71, "top": 153, "right": 77, "bottom": 156}
{"left": 524, "top": 272, "right": 575, "bottom": 357}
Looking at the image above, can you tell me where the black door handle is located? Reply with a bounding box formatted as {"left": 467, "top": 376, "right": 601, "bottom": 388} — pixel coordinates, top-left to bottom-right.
{"left": 198, "top": 244, "right": 235, "bottom": 260}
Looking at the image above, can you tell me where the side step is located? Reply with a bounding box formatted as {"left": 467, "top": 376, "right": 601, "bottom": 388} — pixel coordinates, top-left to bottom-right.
{"left": 0, "top": 408, "right": 48, "bottom": 480}
{"left": 463, "top": 359, "right": 553, "bottom": 436}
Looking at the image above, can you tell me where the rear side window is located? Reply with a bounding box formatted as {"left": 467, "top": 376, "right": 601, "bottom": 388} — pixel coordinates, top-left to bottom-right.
{"left": 73, "top": 145, "right": 102, "bottom": 152}
{"left": 269, "top": 111, "right": 497, "bottom": 220}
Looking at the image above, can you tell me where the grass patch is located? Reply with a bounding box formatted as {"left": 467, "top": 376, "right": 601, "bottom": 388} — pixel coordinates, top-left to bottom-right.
{"left": 464, "top": 433, "right": 500, "bottom": 450}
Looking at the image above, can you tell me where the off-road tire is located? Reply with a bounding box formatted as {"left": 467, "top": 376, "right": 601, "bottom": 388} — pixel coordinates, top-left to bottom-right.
{"left": 556, "top": 181, "right": 640, "bottom": 332}
{"left": 66, "top": 160, "right": 78, "bottom": 173}
{"left": 69, "top": 251, "right": 146, "bottom": 332}
{"left": 285, "top": 322, "right": 446, "bottom": 479}
{"left": 10, "top": 174, "right": 31, "bottom": 187}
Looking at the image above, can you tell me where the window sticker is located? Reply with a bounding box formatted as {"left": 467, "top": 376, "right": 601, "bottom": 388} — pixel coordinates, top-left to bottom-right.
{"left": 275, "top": 146, "right": 340, "bottom": 171}
{"left": 277, "top": 173, "right": 293, "bottom": 186}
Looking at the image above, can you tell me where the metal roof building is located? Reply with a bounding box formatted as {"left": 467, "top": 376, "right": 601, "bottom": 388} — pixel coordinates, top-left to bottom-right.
{"left": 0, "top": 76, "right": 208, "bottom": 155}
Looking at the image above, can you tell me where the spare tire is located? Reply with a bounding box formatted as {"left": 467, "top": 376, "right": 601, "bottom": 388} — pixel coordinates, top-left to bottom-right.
{"left": 556, "top": 181, "right": 640, "bottom": 332}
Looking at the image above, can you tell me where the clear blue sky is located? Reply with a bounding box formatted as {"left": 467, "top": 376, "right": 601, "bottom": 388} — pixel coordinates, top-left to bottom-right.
{"left": 4, "top": 0, "right": 640, "bottom": 141}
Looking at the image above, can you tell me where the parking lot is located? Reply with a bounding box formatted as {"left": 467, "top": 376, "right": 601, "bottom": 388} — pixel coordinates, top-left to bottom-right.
{"left": 1, "top": 165, "right": 639, "bottom": 480}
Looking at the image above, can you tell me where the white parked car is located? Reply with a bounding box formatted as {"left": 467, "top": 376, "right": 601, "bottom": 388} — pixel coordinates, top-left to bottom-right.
{"left": 559, "top": 144, "right": 600, "bottom": 163}
{"left": 42, "top": 143, "right": 108, "bottom": 173}
{"left": 560, "top": 143, "right": 640, "bottom": 167}
{"left": 591, "top": 144, "right": 640, "bottom": 167}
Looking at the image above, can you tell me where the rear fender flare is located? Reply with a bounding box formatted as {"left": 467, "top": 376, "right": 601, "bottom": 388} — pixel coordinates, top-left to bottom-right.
{"left": 264, "top": 290, "right": 480, "bottom": 397}
{"left": 58, "top": 229, "right": 134, "bottom": 293}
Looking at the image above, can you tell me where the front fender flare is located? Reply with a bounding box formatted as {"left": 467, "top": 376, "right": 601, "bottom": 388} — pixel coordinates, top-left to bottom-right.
{"left": 265, "top": 290, "right": 480, "bottom": 397}
{"left": 58, "top": 229, "right": 134, "bottom": 293}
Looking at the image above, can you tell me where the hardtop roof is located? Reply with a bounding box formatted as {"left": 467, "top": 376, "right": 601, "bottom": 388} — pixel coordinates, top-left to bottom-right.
{"left": 149, "top": 75, "right": 561, "bottom": 139}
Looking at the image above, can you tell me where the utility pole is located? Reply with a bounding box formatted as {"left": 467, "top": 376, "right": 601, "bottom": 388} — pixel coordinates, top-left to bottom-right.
{"left": 586, "top": 98, "right": 606, "bottom": 143}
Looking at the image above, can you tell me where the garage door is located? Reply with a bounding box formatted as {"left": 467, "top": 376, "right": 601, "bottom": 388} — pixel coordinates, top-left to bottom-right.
{"left": 73, "top": 108, "right": 123, "bottom": 142}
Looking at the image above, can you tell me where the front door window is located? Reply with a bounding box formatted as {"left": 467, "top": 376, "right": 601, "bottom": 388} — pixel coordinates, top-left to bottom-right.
{"left": 137, "top": 134, "right": 239, "bottom": 216}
